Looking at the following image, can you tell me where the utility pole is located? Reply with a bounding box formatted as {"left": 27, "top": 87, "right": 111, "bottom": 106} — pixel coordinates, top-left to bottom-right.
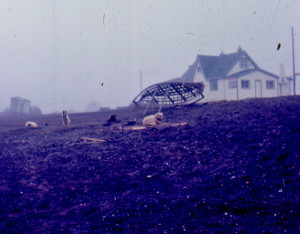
{"left": 140, "top": 70, "right": 143, "bottom": 92}
{"left": 292, "top": 27, "right": 296, "bottom": 95}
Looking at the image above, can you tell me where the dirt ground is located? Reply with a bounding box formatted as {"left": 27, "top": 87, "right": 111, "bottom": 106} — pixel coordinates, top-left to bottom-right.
{"left": 0, "top": 96, "right": 299, "bottom": 233}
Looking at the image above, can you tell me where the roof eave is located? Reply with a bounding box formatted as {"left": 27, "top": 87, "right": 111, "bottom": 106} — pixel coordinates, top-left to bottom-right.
{"left": 257, "top": 68, "right": 279, "bottom": 79}
{"left": 226, "top": 68, "right": 279, "bottom": 79}
{"left": 242, "top": 51, "right": 260, "bottom": 69}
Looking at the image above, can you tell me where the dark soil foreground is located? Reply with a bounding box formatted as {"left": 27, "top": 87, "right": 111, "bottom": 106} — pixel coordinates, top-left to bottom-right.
{"left": 0, "top": 96, "right": 299, "bottom": 233}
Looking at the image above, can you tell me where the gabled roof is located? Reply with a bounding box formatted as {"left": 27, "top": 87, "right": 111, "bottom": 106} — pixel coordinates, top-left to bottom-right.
{"left": 226, "top": 68, "right": 279, "bottom": 79}
{"left": 166, "top": 63, "right": 196, "bottom": 82}
{"left": 168, "top": 47, "right": 278, "bottom": 82}
{"left": 198, "top": 51, "right": 243, "bottom": 78}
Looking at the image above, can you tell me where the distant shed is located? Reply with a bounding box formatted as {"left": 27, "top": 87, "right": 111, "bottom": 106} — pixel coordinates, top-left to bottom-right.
{"left": 10, "top": 97, "right": 31, "bottom": 114}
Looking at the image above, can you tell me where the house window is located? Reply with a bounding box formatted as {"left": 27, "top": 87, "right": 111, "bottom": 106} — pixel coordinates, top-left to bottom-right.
{"left": 241, "top": 80, "right": 250, "bottom": 89}
{"left": 197, "top": 66, "right": 202, "bottom": 72}
{"left": 239, "top": 58, "right": 249, "bottom": 69}
{"left": 228, "top": 80, "right": 237, "bottom": 89}
{"left": 210, "top": 80, "right": 218, "bottom": 91}
{"left": 266, "top": 80, "right": 274, "bottom": 89}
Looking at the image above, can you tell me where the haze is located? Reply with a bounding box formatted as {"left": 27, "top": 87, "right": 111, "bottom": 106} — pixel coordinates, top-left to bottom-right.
{"left": 0, "top": 0, "right": 299, "bottom": 113}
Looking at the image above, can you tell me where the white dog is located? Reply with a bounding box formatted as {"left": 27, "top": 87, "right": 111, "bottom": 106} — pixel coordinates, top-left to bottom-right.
{"left": 25, "top": 121, "right": 38, "bottom": 128}
{"left": 62, "top": 110, "right": 71, "bottom": 126}
{"left": 142, "top": 113, "right": 163, "bottom": 126}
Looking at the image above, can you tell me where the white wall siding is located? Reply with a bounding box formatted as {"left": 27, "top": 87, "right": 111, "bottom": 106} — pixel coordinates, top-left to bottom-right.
{"left": 202, "top": 79, "right": 225, "bottom": 101}
{"left": 236, "top": 71, "right": 278, "bottom": 99}
{"left": 194, "top": 70, "right": 224, "bottom": 101}
{"left": 238, "top": 78, "right": 254, "bottom": 99}
{"left": 224, "top": 78, "right": 238, "bottom": 100}
{"left": 196, "top": 71, "right": 278, "bottom": 102}
{"left": 194, "top": 71, "right": 205, "bottom": 82}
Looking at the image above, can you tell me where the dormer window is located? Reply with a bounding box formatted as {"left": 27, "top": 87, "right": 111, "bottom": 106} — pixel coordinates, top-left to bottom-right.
{"left": 239, "top": 58, "right": 249, "bottom": 69}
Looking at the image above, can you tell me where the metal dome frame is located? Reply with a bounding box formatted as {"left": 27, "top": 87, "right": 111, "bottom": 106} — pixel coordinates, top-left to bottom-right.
{"left": 132, "top": 82, "right": 205, "bottom": 114}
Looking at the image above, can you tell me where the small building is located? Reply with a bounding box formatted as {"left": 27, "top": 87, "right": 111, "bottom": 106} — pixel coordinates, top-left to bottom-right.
{"left": 169, "top": 47, "right": 280, "bottom": 101}
{"left": 10, "top": 97, "right": 31, "bottom": 114}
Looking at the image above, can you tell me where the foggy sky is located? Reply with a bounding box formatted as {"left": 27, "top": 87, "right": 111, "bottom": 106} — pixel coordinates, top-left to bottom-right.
{"left": 0, "top": 0, "right": 299, "bottom": 113}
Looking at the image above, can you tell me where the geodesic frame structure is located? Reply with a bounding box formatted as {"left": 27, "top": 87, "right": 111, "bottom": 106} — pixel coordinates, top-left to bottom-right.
{"left": 132, "top": 82, "right": 205, "bottom": 110}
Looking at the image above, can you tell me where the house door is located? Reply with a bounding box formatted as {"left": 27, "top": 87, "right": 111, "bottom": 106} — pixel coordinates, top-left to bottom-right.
{"left": 255, "top": 80, "right": 262, "bottom": 97}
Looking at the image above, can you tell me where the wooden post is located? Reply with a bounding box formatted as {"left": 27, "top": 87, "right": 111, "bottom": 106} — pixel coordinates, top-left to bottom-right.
{"left": 236, "top": 77, "right": 239, "bottom": 100}
{"left": 292, "top": 27, "right": 296, "bottom": 95}
{"left": 158, "top": 84, "right": 171, "bottom": 113}
{"left": 143, "top": 88, "right": 158, "bottom": 116}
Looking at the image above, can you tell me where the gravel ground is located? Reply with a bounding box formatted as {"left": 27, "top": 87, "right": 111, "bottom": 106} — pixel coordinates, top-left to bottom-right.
{"left": 0, "top": 96, "right": 299, "bottom": 233}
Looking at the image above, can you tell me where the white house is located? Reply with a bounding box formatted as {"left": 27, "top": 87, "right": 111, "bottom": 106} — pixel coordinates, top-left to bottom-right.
{"left": 169, "top": 47, "right": 281, "bottom": 101}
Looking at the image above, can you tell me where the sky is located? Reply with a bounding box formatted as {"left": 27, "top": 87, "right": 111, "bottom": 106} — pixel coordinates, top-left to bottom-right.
{"left": 0, "top": 0, "right": 300, "bottom": 113}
